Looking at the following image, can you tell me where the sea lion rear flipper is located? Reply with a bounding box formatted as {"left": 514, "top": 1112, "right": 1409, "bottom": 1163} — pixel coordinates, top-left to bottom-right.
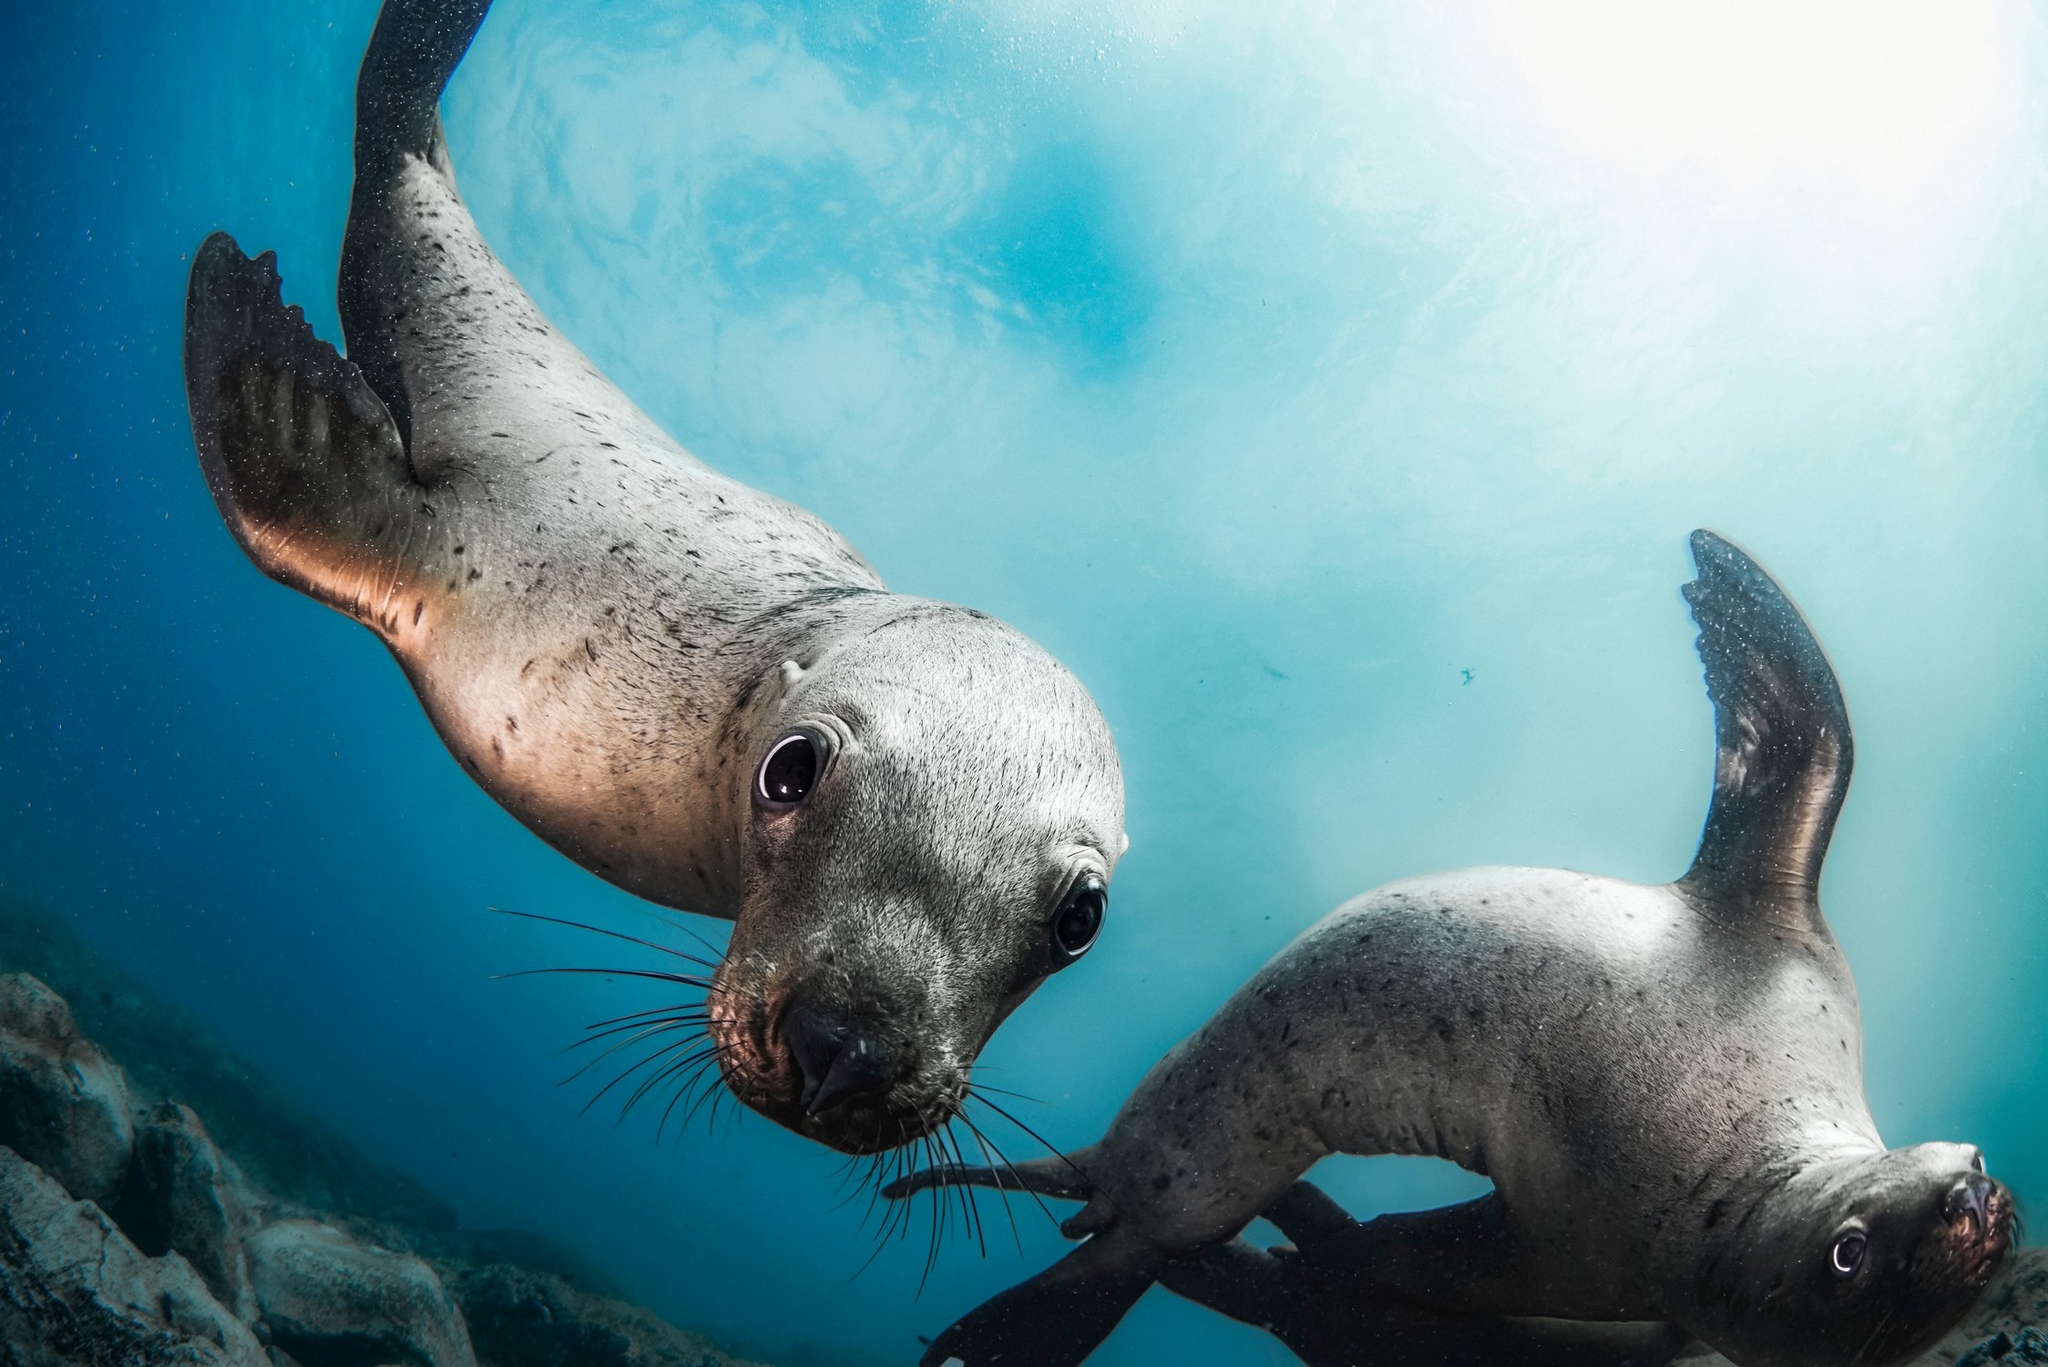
{"left": 918, "top": 1232, "right": 1157, "bottom": 1367}
{"left": 1676, "top": 529, "right": 1852, "bottom": 928}
{"left": 184, "top": 232, "right": 431, "bottom": 635}
{"left": 341, "top": 0, "right": 495, "bottom": 439}
{"left": 1156, "top": 1237, "right": 1300, "bottom": 1331}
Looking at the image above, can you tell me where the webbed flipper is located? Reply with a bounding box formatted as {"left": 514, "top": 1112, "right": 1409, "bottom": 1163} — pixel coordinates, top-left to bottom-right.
{"left": 1160, "top": 1184, "right": 1689, "bottom": 1367}
{"left": 183, "top": 233, "right": 433, "bottom": 636}
{"left": 1677, "top": 529, "right": 1853, "bottom": 930}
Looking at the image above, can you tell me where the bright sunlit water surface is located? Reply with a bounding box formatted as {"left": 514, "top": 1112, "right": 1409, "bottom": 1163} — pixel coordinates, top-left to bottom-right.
{"left": 4, "top": 2, "right": 2046, "bottom": 1363}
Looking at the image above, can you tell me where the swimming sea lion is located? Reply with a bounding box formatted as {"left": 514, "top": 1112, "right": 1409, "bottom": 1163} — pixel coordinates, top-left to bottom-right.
{"left": 892, "top": 531, "right": 2014, "bottom": 1365}
{"left": 180, "top": 0, "right": 1125, "bottom": 1156}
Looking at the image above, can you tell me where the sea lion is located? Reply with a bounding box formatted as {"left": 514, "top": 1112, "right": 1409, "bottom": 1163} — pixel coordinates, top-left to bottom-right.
{"left": 179, "top": 0, "right": 1125, "bottom": 1156}
{"left": 891, "top": 531, "right": 2014, "bottom": 1366}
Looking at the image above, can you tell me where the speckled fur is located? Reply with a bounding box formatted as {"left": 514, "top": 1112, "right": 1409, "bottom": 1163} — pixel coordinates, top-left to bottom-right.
{"left": 180, "top": 0, "right": 1123, "bottom": 1153}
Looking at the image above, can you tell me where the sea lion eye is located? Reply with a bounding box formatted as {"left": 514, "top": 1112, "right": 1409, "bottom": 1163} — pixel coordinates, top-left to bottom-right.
{"left": 1830, "top": 1232, "right": 1867, "bottom": 1278}
{"left": 756, "top": 732, "right": 822, "bottom": 808}
{"left": 1051, "top": 877, "right": 1107, "bottom": 964}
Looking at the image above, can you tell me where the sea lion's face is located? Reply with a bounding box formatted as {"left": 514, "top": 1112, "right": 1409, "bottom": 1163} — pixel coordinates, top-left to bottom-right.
{"left": 1701, "top": 1143, "right": 2015, "bottom": 1367}
{"left": 710, "top": 612, "right": 1125, "bottom": 1155}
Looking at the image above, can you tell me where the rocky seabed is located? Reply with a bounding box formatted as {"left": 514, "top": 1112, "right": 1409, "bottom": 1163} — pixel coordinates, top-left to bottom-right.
{"left": 0, "top": 970, "right": 764, "bottom": 1367}
{"left": 0, "top": 956, "right": 2040, "bottom": 1367}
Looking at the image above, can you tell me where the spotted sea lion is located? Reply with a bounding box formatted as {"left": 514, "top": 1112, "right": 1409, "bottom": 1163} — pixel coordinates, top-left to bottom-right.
{"left": 179, "top": 0, "right": 1125, "bottom": 1156}
{"left": 892, "top": 531, "right": 2014, "bottom": 1365}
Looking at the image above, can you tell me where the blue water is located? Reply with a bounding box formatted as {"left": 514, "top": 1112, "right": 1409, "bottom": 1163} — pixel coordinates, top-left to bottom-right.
{"left": 4, "top": 2, "right": 2045, "bottom": 1362}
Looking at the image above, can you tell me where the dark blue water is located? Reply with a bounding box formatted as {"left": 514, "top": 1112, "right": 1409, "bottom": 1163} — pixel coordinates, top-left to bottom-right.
{"left": 4, "top": 3, "right": 2044, "bottom": 1362}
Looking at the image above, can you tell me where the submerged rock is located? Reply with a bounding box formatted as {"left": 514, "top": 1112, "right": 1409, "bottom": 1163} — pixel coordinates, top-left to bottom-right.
{"left": 1955, "top": 1327, "right": 2048, "bottom": 1367}
{"left": 0, "top": 928, "right": 770, "bottom": 1367}
{"left": 247, "top": 1218, "right": 476, "bottom": 1367}
{"left": 447, "top": 1262, "right": 766, "bottom": 1367}
{"left": 0, "top": 972, "right": 135, "bottom": 1208}
{"left": 0, "top": 1144, "right": 270, "bottom": 1367}
{"left": 116, "top": 1101, "right": 261, "bottom": 1321}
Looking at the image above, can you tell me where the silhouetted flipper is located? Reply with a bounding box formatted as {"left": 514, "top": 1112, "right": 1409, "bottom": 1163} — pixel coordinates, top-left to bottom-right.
{"left": 1157, "top": 1183, "right": 1691, "bottom": 1367}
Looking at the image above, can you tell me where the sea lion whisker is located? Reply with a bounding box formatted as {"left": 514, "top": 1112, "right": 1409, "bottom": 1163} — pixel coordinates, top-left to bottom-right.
{"left": 940, "top": 1122, "right": 989, "bottom": 1262}
{"left": 655, "top": 1056, "right": 725, "bottom": 1145}
{"left": 581, "top": 1001, "right": 712, "bottom": 1031}
{"left": 493, "top": 966, "right": 723, "bottom": 993}
{"left": 967, "top": 1089, "right": 1085, "bottom": 1181}
{"left": 956, "top": 1111, "right": 1028, "bottom": 1255}
{"left": 676, "top": 1058, "right": 731, "bottom": 1135}
{"left": 850, "top": 1135, "right": 918, "bottom": 1280}
{"left": 616, "top": 905, "right": 730, "bottom": 964}
{"left": 557, "top": 1020, "right": 701, "bottom": 1088}
{"left": 576, "top": 1035, "right": 717, "bottom": 1117}
{"left": 488, "top": 906, "right": 721, "bottom": 971}
{"left": 919, "top": 1131, "right": 953, "bottom": 1295}
{"left": 619, "top": 1042, "right": 727, "bottom": 1126}
{"left": 954, "top": 1109, "right": 1064, "bottom": 1230}
{"left": 960, "top": 1080, "right": 1043, "bottom": 1105}
{"left": 563, "top": 1012, "right": 710, "bottom": 1053}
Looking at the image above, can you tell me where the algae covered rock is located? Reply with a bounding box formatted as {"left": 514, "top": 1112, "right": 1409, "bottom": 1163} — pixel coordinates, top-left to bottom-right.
{"left": 247, "top": 1218, "right": 477, "bottom": 1367}
{"left": 117, "top": 1100, "right": 261, "bottom": 1320}
{"left": 0, "top": 971, "right": 135, "bottom": 1207}
{"left": 0, "top": 1144, "right": 270, "bottom": 1366}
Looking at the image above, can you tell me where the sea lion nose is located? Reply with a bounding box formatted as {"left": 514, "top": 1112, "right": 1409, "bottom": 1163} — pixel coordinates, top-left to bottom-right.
{"left": 1944, "top": 1172, "right": 1995, "bottom": 1233}
{"left": 782, "top": 1006, "right": 896, "bottom": 1116}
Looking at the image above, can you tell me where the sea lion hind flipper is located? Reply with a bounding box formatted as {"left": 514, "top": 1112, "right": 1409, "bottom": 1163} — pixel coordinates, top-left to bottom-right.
{"left": 919, "top": 1234, "right": 1157, "bottom": 1367}
{"left": 1677, "top": 529, "right": 1852, "bottom": 925}
{"left": 1155, "top": 1237, "right": 1301, "bottom": 1331}
{"left": 342, "top": 0, "right": 494, "bottom": 434}
{"left": 352, "top": 0, "right": 493, "bottom": 171}
{"left": 1262, "top": 1180, "right": 1360, "bottom": 1250}
{"left": 184, "top": 232, "right": 428, "bottom": 633}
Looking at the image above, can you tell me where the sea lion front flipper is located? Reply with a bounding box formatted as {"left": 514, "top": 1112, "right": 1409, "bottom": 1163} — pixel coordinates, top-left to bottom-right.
{"left": 884, "top": 1149, "right": 1098, "bottom": 1202}
{"left": 918, "top": 1231, "right": 1157, "bottom": 1367}
{"left": 184, "top": 232, "right": 433, "bottom": 635}
{"left": 1676, "top": 529, "right": 1853, "bottom": 929}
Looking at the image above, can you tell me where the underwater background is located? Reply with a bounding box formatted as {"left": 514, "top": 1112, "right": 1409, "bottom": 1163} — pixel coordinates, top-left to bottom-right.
{"left": 3, "top": 1, "right": 2045, "bottom": 1362}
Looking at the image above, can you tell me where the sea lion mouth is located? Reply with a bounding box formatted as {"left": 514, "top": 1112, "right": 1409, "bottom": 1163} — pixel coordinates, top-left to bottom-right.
{"left": 706, "top": 987, "right": 969, "bottom": 1156}
{"left": 1944, "top": 1178, "right": 2018, "bottom": 1285}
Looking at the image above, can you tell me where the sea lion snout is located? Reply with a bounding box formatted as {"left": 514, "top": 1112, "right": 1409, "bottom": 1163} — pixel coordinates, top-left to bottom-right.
{"left": 1945, "top": 1171, "right": 1994, "bottom": 1232}
{"left": 708, "top": 942, "right": 976, "bottom": 1154}
{"left": 781, "top": 1004, "right": 898, "bottom": 1117}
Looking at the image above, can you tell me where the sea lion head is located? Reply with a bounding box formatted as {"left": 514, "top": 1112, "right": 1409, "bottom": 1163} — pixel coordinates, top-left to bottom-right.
{"left": 710, "top": 603, "right": 1125, "bottom": 1154}
{"left": 1694, "top": 1142, "right": 2015, "bottom": 1367}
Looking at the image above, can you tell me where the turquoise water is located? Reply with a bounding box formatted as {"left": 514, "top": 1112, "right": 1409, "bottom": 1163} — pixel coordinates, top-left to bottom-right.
{"left": 3, "top": 2, "right": 2044, "bottom": 1362}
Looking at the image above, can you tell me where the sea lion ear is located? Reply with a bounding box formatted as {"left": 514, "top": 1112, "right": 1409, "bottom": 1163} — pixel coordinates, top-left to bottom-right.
{"left": 1119, "top": 832, "right": 1131, "bottom": 856}
{"left": 777, "top": 659, "right": 806, "bottom": 694}
{"left": 1677, "top": 530, "right": 1853, "bottom": 932}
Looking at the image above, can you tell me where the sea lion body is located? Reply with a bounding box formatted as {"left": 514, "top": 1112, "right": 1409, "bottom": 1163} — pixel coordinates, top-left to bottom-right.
{"left": 900, "top": 533, "right": 2013, "bottom": 1366}
{"left": 1084, "top": 865, "right": 1871, "bottom": 1320}
{"left": 181, "top": 0, "right": 1125, "bottom": 1155}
